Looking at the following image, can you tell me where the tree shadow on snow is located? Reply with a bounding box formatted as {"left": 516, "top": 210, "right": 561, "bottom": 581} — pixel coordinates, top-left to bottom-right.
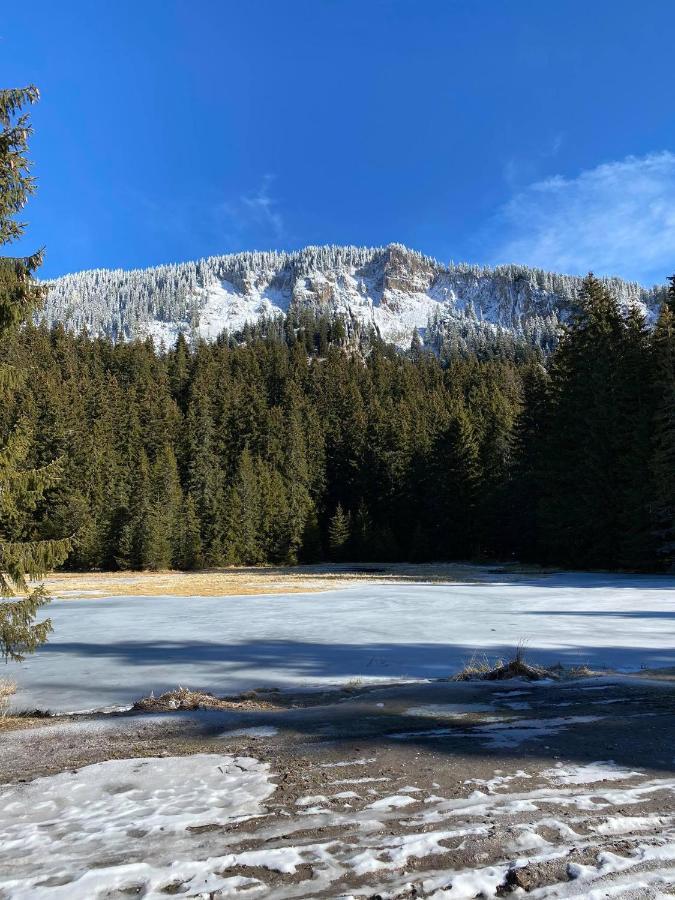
{"left": 15, "top": 635, "right": 675, "bottom": 776}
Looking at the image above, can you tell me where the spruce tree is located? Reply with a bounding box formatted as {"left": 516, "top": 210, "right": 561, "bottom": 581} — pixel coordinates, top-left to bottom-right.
{"left": 353, "top": 501, "right": 374, "bottom": 560}
{"left": 115, "top": 449, "right": 151, "bottom": 569}
{"left": 436, "top": 407, "right": 480, "bottom": 558}
{"left": 256, "top": 457, "right": 288, "bottom": 562}
{"left": 328, "top": 503, "right": 351, "bottom": 561}
{"left": 615, "top": 305, "right": 654, "bottom": 567}
{"left": 410, "top": 328, "right": 423, "bottom": 360}
{"left": 300, "top": 506, "right": 323, "bottom": 562}
{"left": 539, "top": 275, "right": 627, "bottom": 567}
{"left": 0, "top": 87, "right": 70, "bottom": 660}
{"left": 279, "top": 387, "right": 313, "bottom": 562}
{"left": 145, "top": 445, "right": 182, "bottom": 569}
{"left": 184, "top": 372, "right": 222, "bottom": 560}
{"left": 224, "top": 448, "right": 262, "bottom": 565}
{"left": 168, "top": 332, "right": 191, "bottom": 412}
{"left": 650, "top": 279, "right": 675, "bottom": 568}
{"left": 667, "top": 275, "right": 675, "bottom": 316}
{"left": 508, "top": 361, "right": 550, "bottom": 561}
{"left": 175, "top": 493, "right": 203, "bottom": 570}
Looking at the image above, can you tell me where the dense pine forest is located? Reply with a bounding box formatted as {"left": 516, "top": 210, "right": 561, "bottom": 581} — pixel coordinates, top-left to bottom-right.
{"left": 1, "top": 274, "right": 673, "bottom": 574}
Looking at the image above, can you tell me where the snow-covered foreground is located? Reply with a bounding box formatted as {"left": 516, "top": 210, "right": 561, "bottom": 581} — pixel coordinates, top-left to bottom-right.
{"left": 0, "top": 754, "right": 274, "bottom": 899}
{"left": 1, "top": 750, "right": 675, "bottom": 898}
{"left": 8, "top": 572, "right": 675, "bottom": 713}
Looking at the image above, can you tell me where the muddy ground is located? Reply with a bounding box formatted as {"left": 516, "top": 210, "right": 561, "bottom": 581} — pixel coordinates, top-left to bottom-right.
{"left": 2, "top": 674, "right": 674, "bottom": 898}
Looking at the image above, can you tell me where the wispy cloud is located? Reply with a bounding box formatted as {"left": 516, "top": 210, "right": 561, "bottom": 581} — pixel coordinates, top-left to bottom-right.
{"left": 210, "top": 174, "right": 287, "bottom": 247}
{"left": 503, "top": 133, "right": 565, "bottom": 191}
{"left": 240, "top": 175, "right": 284, "bottom": 240}
{"left": 127, "top": 175, "right": 288, "bottom": 256}
{"left": 489, "top": 151, "right": 675, "bottom": 285}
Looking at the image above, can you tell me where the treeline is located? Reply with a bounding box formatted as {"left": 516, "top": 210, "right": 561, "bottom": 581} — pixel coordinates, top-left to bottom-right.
{"left": 1, "top": 275, "right": 673, "bottom": 572}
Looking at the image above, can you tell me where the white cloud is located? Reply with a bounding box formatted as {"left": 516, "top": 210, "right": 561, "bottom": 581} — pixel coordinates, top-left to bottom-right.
{"left": 490, "top": 152, "right": 675, "bottom": 285}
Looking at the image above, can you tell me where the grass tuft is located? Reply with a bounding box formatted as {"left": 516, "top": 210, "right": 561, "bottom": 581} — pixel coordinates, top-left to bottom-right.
{"left": 453, "top": 644, "right": 556, "bottom": 682}
{"left": 132, "top": 685, "right": 278, "bottom": 712}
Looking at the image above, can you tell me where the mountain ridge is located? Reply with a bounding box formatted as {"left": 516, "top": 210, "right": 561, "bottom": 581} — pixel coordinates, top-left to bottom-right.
{"left": 41, "top": 242, "right": 665, "bottom": 350}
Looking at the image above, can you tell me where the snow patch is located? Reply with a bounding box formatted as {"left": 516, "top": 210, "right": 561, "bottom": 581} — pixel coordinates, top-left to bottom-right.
{"left": 541, "top": 761, "right": 642, "bottom": 785}
{"left": 464, "top": 770, "right": 531, "bottom": 794}
{"left": 592, "top": 814, "right": 672, "bottom": 835}
{"left": 0, "top": 754, "right": 275, "bottom": 899}
{"left": 319, "top": 757, "right": 377, "bottom": 768}
{"left": 368, "top": 794, "right": 418, "bottom": 810}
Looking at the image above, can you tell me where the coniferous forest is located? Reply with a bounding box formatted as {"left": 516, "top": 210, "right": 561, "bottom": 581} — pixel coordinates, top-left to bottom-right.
{"left": 1, "top": 274, "right": 673, "bottom": 575}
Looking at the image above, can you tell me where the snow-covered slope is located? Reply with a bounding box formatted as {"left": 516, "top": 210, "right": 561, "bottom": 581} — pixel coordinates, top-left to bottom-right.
{"left": 41, "top": 243, "right": 665, "bottom": 348}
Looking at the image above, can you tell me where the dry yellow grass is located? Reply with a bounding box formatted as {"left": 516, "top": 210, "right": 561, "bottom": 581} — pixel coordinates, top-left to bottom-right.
{"left": 37, "top": 562, "right": 517, "bottom": 599}
{"left": 132, "top": 685, "right": 281, "bottom": 712}
{"left": 0, "top": 679, "right": 16, "bottom": 717}
{"left": 0, "top": 717, "right": 46, "bottom": 733}
{"left": 0, "top": 679, "right": 47, "bottom": 732}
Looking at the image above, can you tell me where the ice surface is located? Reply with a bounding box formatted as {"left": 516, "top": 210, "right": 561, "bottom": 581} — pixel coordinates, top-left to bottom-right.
{"left": 407, "top": 702, "right": 495, "bottom": 717}
{"left": 467, "top": 715, "right": 604, "bottom": 749}
{"left": 219, "top": 725, "right": 278, "bottom": 739}
{"left": 492, "top": 689, "right": 532, "bottom": 697}
{"left": 389, "top": 716, "right": 602, "bottom": 748}
{"left": 7, "top": 572, "right": 675, "bottom": 713}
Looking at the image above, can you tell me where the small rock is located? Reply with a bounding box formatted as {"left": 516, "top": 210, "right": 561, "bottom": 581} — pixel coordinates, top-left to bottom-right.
{"left": 497, "top": 865, "right": 535, "bottom": 894}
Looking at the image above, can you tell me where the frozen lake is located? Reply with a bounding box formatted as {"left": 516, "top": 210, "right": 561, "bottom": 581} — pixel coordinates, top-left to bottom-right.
{"left": 7, "top": 572, "right": 675, "bottom": 713}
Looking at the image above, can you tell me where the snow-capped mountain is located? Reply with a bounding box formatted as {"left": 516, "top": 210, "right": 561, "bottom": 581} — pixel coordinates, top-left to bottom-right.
{"left": 41, "top": 243, "right": 664, "bottom": 349}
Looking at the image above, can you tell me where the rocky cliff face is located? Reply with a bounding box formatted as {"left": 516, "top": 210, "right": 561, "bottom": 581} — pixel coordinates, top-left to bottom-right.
{"left": 41, "top": 243, "right": 664, "bottom": 349}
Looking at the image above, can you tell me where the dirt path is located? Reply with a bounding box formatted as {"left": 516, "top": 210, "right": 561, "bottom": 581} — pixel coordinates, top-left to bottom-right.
{"left": 2, "top": 676, "right": 674, "bottom": 897}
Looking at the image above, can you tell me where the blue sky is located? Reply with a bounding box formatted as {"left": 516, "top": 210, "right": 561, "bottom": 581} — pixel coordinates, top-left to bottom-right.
{"left": 3, "top": 0, "right": 675, "bottom": 284}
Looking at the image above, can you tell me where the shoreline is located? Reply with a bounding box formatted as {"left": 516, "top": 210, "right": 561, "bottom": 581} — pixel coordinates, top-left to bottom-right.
{"left": 36, "top": 561, "right": 545, "bottom": 599}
